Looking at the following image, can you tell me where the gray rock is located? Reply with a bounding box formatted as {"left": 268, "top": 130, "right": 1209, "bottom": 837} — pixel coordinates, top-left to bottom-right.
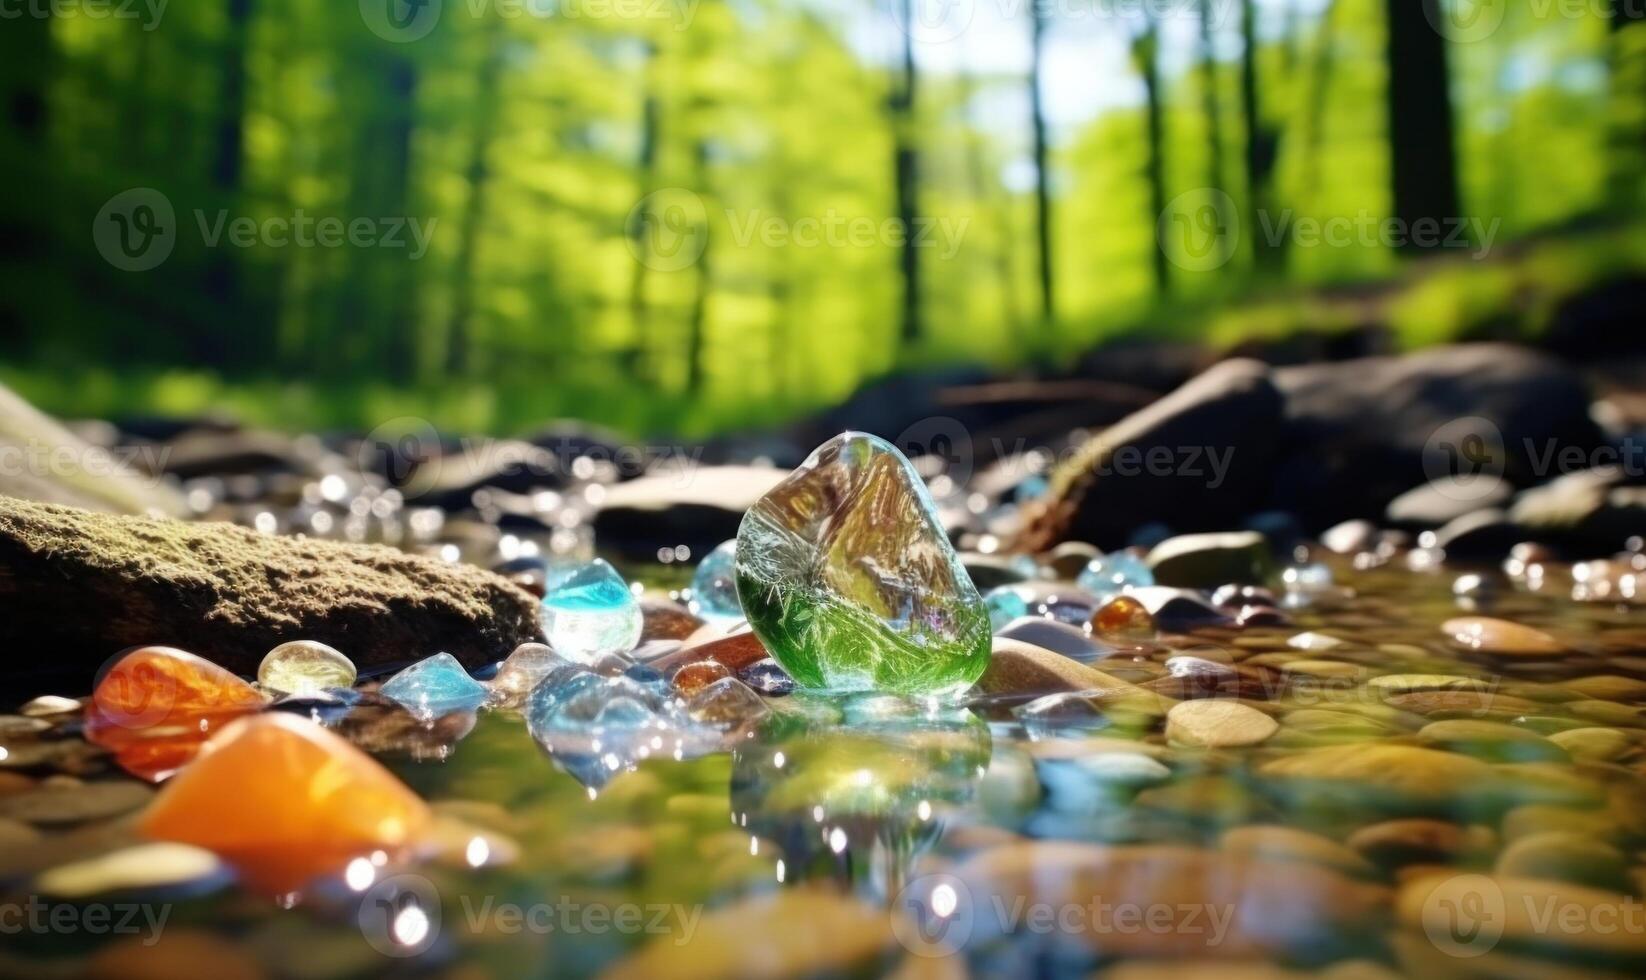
{"left": 1510, "top": 466, "right": 1646, "bottom": 555}
{"left": 1126, "top": 587, "right": 1236, "bottom": 631}
{"left": 1387, "top": 476, "right": 1512, "bottom": 529}
{"left": 1321, "top": 519, "right": 1379, "bottom": 554}
{"left": 1146, "top": 531, "right": 1275, "bottom": 588}
{"left": 0, "top": 381, "right": 185, "bottom": 516}
{"left": 1271, "top": 344, "right": 1599, "bottom": 529}
{"left": 1021, "top": 359, "right": 1284, "bottom": 550}
{"left": 592, "top": 464, "right": 786, "bottom": 560}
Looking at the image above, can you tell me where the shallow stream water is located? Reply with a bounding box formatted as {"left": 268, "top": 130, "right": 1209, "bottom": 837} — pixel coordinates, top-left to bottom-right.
{"left": 5, "top": 555, "right": 1646, "bottom": 979}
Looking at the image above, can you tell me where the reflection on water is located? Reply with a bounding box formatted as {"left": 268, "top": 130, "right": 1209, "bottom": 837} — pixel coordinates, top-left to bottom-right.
{"left": 731, "top": 697, "right": 990, "bottom": 903}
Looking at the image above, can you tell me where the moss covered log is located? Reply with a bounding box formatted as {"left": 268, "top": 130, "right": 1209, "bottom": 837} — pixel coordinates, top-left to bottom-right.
{"left": 0, "top": 496, "right": 544, "bottom": 676}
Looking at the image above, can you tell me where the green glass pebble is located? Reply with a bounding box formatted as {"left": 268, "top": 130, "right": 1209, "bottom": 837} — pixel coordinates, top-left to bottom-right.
{"left": 734, "top": 432, "right": 991, "bottom": 696}
{"left": 257, "top": 640, "right": 357, "bottom": 696}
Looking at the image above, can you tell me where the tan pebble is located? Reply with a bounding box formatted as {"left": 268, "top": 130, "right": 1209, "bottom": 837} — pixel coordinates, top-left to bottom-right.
{"left": 1278, "top": 659, "right": 1364, "bottom": 680}
{"left": 1418, "top": 720, "right": 1568, "bottom": 762}
{"left": 1561, "top": 675, "right": 1646, "bottom": 703}
{"left": 20, "top": 695, "right": 81, "bottom": 717}
{"left": 1496, "top": 831, "right": 1628, "bottom": 889}
{"left": 1261, "top": 744, "right": 1491, "bottom": 803}
{"left": 1494, "top": 762, "right": 1606, "bottom": 808}
{"left": 1568, "top": 700, "right": 1646, "bottom": 727}
{"left": 1398, "top": 873, "right": 1646, "bottom": 957}
{"left": 1287, "top": 632, "right": 1346, "bottom": 652}
{"left": 1549, "top": 727, "right": 1633, "bottom": 762}
{"left": 1502, "top": 804, "right": 1619, "bottom": 842}
{"left": 1166, "top": 699, "right": 1278, "bottom": 748}
{"left": 1221, "top": 825, "right": 1375, "bottom": 875}
{"left": 0, "top": 772, "right": 35, "bottom": 796}
{"left": 1442, "top": 616, "right": 1568, "bottom": 658}
{"left": 1382, "top": 690, "right": 1540, "bottom": 719}
{"left": 0, "top": 815, "right": 41, "bottom": 847}
{"left": 1367, "top": 674, "right": 1491, "bottom": 696}
{"left": 36, "top": 842, "right": 224, "bottom": 898}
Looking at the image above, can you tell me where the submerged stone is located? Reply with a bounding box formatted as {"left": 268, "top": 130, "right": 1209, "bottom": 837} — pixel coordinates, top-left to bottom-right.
{"left": 137, "top": 713, "right": 432, "bottom": 894}
{"left": 542, "top": 559, "right": 643, "bottom": 662}
{"left": 739, "top": 658, "right": 796, "bottom": 696}
{"left": 257, "top": 640, "right": 356, "bottom": 696}
{"left": 1076, "top": 552, "right": 1155, "bottom": 597}
{"left": 379, "top": 653, "right": 488, "bottom": 720}
{"left": 686, "top": 677, "right": 770, "bottom": 729}
{"left": 734, "top": 432, "right": 991, "bottom": 695}
{"left": 688, "top": 540, "right": 743, "bottom": 623}
{"left": 489, "top": 642, "right": 572, "bottom": 703}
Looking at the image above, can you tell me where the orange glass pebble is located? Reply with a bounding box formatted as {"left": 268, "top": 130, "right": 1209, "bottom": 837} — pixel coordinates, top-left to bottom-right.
{"left": 86, "top": 646, "right": 267, "bottom": 781}
{"left": 138, "top": 712, "right": 432, "bottom": 894}
{"left": 1090, "top": 595, "right": 1154, "bottom": 638}
{"left": 671, "top": 660, "right": 732, "bottom": 696}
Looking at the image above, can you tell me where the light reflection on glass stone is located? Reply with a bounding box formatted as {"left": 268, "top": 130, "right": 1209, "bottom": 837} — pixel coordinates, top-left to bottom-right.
{"left": 730, "top": 699, "right": 989, "bottom": 898}
{"left": 689, "top": 540, "right": 744, "bottom": 623}
{"left": 1075, "top": 552, "right": 1155, "bottom": 598}
{"left": 542, "top": 559, "right": 644, "bottom": 663}
{"left": 734, "top": 432, "right": 991, "bottom": 696}
{"left": 379, "top": 653, "right": 489, "bottom": 721}
{"left": 258, "top": 641, "right": 357, "bottom": 697}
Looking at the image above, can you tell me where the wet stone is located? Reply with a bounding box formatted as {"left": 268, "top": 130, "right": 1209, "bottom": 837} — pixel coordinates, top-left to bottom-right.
{"left": 734, "top": 432, "right": 991, "bottom": 695}
{"left": 671, "top": 660, "right": 732, "bottom": 696}
{"left": 1076, "top": 551, "right": 1155, "bottom": 597}
{"left": 1166, "top": 699, "right": 1279, "bottom": 747}
{"left": 379, "top": 652, "right": 489, "bottom": 720}
{"left": 20, "top": 696, "right": 81, "bottom": 718}
{"left": 1347, "top": 819, "right": 1493, "bottom": 866}
{"left": 489, "top": 642, "right": 572, "bottom": 702}
{"left": 1547, "top": 726, "right": 1632, "bottom": 761}
{"left": 639, "top": 597, "right": 707, "bottom": 642}
{"left": 738, "top": 658, "right": 795, "bottom": 696}
{"left": 1442, "top": 616, "right": 1568, "bottom": 658}
{"left": 686, "top": 677, "right": 770, "bottom": 729}
{"left": 0, "top": 780, "right": 152, "bottom": 826}
{"left": 35, "top": 842, "right": 227, "bottom": 898}
{"left": 1416, "top": 719, "right": 1569, "bottom": 762}
{"left": 542, "top": 558, "right": 644, "bottom": 663}
{"left": 995, "top": 617, "right": 1107, "bottom": 661}
{"left": 257, "top": 640, "right": 356, "bottom": 696}
{"left": 1381, "top": 690, "right": 1541, "bottom": 720}
{"left": 1494, "top": 830, "right": 1629, "bottom": 890}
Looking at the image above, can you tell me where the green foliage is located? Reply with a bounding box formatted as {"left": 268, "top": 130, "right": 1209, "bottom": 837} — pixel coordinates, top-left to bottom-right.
{"left": 1, "top": 0, "right": 1642, "bottom": 435}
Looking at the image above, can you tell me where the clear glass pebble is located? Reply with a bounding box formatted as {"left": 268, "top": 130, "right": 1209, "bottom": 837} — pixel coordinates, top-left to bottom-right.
{"left": 1016, "top": 690, "right": 1112, "bottom": 739}
{"left": 1075, "top": 552, "right": 1155, "bottom": 598}
{"left": 257, "top": 641, "right": 357, "bottom": 697}
{"left": 542, "top": 559, "right": 643, "bottom": 663}
{"left": 380, "top": 653, "right": 489, "bottom": 721}
{"left": 688, "top": 540, "right": 744, "bottom": 623}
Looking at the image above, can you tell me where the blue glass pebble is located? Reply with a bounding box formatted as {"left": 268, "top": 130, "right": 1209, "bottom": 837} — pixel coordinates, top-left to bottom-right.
{"left": 380, "top": 652, "right": 489, "bottom": 721}
{"left": 1076, "top": 552, "right": 1155, "bottom": 598}
{"left": 542, "top": 559, "right": 644, "bottom": 663}
{"left": 688, "top": 540, "right": 743, "bottom": 623}
{"left": 984, "top": 585, "right": 1029, "bottom": 631}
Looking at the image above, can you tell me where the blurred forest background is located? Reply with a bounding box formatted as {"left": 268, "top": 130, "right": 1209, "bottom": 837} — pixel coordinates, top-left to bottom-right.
{"left": 0, "top": 0, "right": 1643, "bottom": 435}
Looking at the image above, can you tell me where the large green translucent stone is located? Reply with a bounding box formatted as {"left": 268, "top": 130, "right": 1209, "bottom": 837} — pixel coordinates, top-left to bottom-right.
{"left": 734, "top": 432, "right": 991, "bottom": 696}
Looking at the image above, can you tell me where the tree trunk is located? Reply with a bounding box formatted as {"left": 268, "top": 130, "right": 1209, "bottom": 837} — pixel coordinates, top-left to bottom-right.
{"left": 1240, "top": 0, "right": 1280, "bottom": 273}
{"left": 200, "top": 0, "right": 254, "bottom": 369}
{"left": 685, "top": 140, "right": 713, "bottom": 393}
{"left": 446, "top": 13, "right": 506, "bottom": 376}
{"left": 627, "top": 43, "right": 662, "bottom": 379}
{"left": 1137, "top": 22, "right": 1170, "bottom": 296}
{"left": 1199, "top": 0, "right": 1232, "bottom": 252}
{"left": 1609, "top": 0, "right": 1646, "bottom": 209}
{"left": 1382, "top": 0, "right": 1462, "bottom": 251}
{"left": 892, "top": 0, "right": 922, "bottom": 347}
{"left": 1028, "top": 3, "right": 1055, "bottom": 324}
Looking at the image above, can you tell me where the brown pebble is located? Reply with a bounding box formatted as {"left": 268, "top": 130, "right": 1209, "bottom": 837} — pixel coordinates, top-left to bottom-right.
{"left": 672, "top": 660, "right": 732, "bottom": 696}
{"left": 1166, "top": 699, "right": 1278, "bottom": 747}
{"left": 1442, "top": 616, "right": 1567, "bottom": 658}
